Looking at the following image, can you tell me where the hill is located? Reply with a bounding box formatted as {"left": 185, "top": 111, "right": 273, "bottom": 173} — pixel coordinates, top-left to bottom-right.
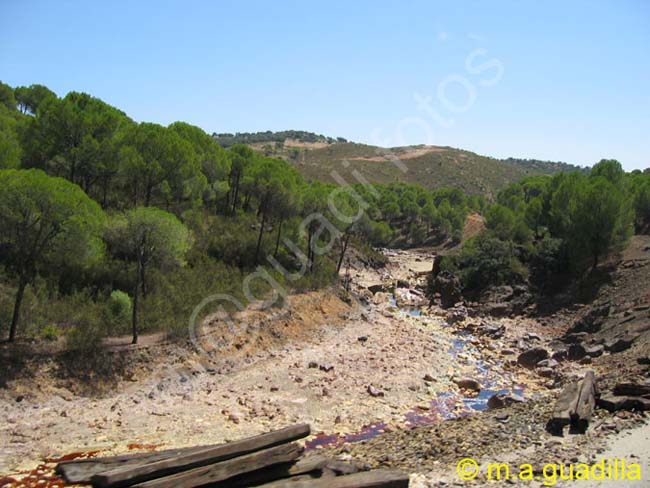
{"left": 213, "top": 131, "right": 584, "bottom": 197}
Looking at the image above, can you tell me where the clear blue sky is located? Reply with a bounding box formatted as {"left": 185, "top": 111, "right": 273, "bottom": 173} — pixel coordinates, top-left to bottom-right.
{"left": 1, "top": 0, "right": 648, "bottom": 170}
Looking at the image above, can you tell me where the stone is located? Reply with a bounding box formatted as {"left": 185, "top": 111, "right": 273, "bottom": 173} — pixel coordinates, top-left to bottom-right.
{"left": 517, "top": 347, "right": 549, "bottom": 368}
{"left": 308, "top": 361, "right": 319, "bottom": 368}
{"left": 538, "top": 367, "right": 555, "bottom": 378}
{"left": 367, "top": 385, "right": 385, "bottom": 397}
{"left": 319, "top": 363, "right": 334, "bottom": 372}
{"left": 368, "top": 284, "right": 386, "bottom": 294}
{"left": 605, "top": 334, "right": 639, "bottom": 353}
{"left": 479, "top": 323, "right": 506, "bottom": 338}
{"left": 357, "top": 336, "right": 368, "bottom": 343}
{"left": 430, "top": 271, "right": 463, "bottom": 309}
{"left": 537, "top": 358, "right": 559, "bottom": 369}
{"left": 551, "top": 349, "right": 569, "bottom": 362}
{"left": 567, "top": 343, "right": 586, "bottom": 361}
{"left": 423, "top": 374, "right": 435, "bottom": 382}
{"left": 487, "top": 393, "right": 525, "bottom": 409}
{"left": 454, "top": 378, "right": 481, "bottom": 392}
{"left": 585, "top": 345, "right": 605, "bottom": 358}
{"left": 396, "top": 279, "right": 410, "bottom": 289}
{"left": 597, "top": 394, "right": 650, "bottom": 412}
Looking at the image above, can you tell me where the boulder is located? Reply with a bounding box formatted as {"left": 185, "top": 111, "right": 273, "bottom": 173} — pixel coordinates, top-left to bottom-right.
{"left": 605, "top": 334, "right": 639, "bottom": 353}
{"left": 368, "top": 284, "right": 387, "bottom": 294}
{"left": 454, "top": 377, "right": 482, "bottom": 392}
{"left": 612, "top": 382, "right": 650, "bottom": 397}
{"left": 430, "top": 271, "right": 463, "bottom": 309}
{"left": 568, "top": 343, "right": 587, "bottom": 361}
{"left": 517, "top": 347, "right": 549, "bottom": 368}
{"left": 567, "top": 305, "right": 610, "bottom": 334}
{"left": 537, "top": 358, "right": 559, "bottom": 369}
{"left": 551, "top": 349, "right": 569, "bottom": 362}
{"left": 487, "top": 392, "right": 525, "bottom": 409}
{"left": 597, "top": 394, "right": 650, "bottom": 412}
{"left": 446, "top": 307, "right": 468, "bottom": 324}
{"left": 585, "top": 345, "right": 605, "bottom": 358}
{"left": 478, "top": 322, "right": 506, "bottom": 338}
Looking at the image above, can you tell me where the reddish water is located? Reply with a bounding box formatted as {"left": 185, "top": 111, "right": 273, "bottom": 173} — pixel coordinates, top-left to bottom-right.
{"left": 0, "top": 464, "right": 66, "bottom": 488}
{"left": 0, "top": 450, "right": 102, "bottom": 487}
{"left": 305, "top": 422, "right": 387, "bottom": 450}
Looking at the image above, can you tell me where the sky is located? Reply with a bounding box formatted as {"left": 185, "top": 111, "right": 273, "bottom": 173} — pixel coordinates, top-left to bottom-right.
{"left": 1, "top": 0, "right": 648, "bottom": 170}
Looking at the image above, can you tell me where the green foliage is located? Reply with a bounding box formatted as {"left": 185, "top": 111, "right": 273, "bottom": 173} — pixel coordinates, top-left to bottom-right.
{"left": 213, "top": 130, "right": 344, "bottom": 147}
{"left": 455, "top": 236, "right": 525, "bottom": 292}
{"left": 105, "top": 206, "right": 191, "bottom": 343}
{"left": 0, "top": 169, "right": 105, "bottom": 340}
{"left": 1, "top": 80, "right": 645, "bottom": 349}
{"left": 0, "top": 106, "right": 23, "bottom": 169}
{"left": 0, "top": 81, "right": 16, "bottom": 110}
{"left": 109, "top": 290, "right": 131, "bottom": 322}
{"left": 14, "top": 84, "right": 56, "bottom": 115}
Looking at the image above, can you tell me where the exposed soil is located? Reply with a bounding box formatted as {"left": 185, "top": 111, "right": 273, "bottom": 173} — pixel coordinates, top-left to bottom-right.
{"left": 1, "top": 239, "right": 649, "bottom": 487}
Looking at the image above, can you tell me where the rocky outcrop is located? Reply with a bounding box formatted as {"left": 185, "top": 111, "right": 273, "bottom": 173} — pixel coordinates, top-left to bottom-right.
{"left": 428, "top": 271, "right": 462, "bottom": 309}
{"left": 517, "top": 347, "right": 549, "bottom": 368}
{"left": 487, "top": 392, "right": 524, "bottom": 409}
{"left": 480, "top": 284, "right": 532, "bottom": 317}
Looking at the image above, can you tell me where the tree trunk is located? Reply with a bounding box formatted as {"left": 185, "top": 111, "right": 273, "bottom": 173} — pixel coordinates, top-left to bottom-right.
{"left": 231, "top": 173, "right": 240, "bottom": 215}
{"left": 140, "top": 262, "right": 147, "bottom": 297}
{"left": 8, "top": 278, "right": 27, "bottom": 342}
{"left": 255, "top": 210, "right": 267, "bottom": 265}
{"left": 145, "top": 184, "right": 152, "bottom": 207}
{"left": 132, "top": 262, "right": 142, "bottom": 345}
{"left": 274, "top": 219, "right": 283, "bottom": 257}
{"left": 308, "top": 227, "right": 315, "bottom": 273}
{"left": 102, "top": 178, "right": 109, "bottom": 208}
{"left": 337, "top": 234, "right": 350, "bottom": 273}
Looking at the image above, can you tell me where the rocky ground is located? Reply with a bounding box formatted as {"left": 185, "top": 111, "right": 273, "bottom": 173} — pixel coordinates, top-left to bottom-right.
{"left": 1, "top": 239, "right": 649, "bottom": 487}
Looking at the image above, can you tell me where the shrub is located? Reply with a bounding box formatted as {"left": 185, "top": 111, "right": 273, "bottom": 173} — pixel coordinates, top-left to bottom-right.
{"left": 456, "top": 236, "right": 525, "bottom": 293}
{"left": 109, "top": 290, "right": 131, "bottom": 321}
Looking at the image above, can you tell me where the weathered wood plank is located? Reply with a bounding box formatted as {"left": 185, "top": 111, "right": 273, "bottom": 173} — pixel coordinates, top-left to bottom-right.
{"left": 92, "top": 424, "right": 310, "bottom": 488}
{"left": 572, "top": 370, "right": 597, "bottom": 432}
{"left": 131, "top": 443, "right": 302, "bottom": 488}
{"left": 548, "top": 381, "right": 580, "bottom": 431}
{"left": 547, "top": 370, "right": 597, "bottom": 434}
{"left": 218, "top": 455, "right": 329, "bottom": 488}
{"left": 254, "top": 469, "right": 410, "bottom": 488}
{"left": 57, "top": 446, "right": 211, "bottom": 484}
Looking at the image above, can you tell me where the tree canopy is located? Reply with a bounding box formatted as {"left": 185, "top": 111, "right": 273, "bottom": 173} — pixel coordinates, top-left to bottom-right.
{"left": 0, "top": 169, "right": 105, "bottom": 341}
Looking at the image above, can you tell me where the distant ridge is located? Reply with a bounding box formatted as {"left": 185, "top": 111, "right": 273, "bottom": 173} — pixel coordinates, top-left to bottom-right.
{"left": 212, "top": 130, "right": 584, "bottom": 197}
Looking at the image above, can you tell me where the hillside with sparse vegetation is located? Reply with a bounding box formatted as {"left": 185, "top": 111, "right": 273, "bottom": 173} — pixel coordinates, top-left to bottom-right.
{"left": 220, "top": 131, "right": 584, "bottom": 197}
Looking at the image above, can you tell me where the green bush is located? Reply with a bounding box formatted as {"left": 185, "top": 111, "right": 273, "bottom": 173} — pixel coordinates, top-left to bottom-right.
{"left": 456, "top": 236, "right": 525, "bottom": 293}
{"left": 109, "top": 290, "right": 131, "bottom": 321}
{"left": 66, "top": 321, "right": 103, "bottom": 352}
